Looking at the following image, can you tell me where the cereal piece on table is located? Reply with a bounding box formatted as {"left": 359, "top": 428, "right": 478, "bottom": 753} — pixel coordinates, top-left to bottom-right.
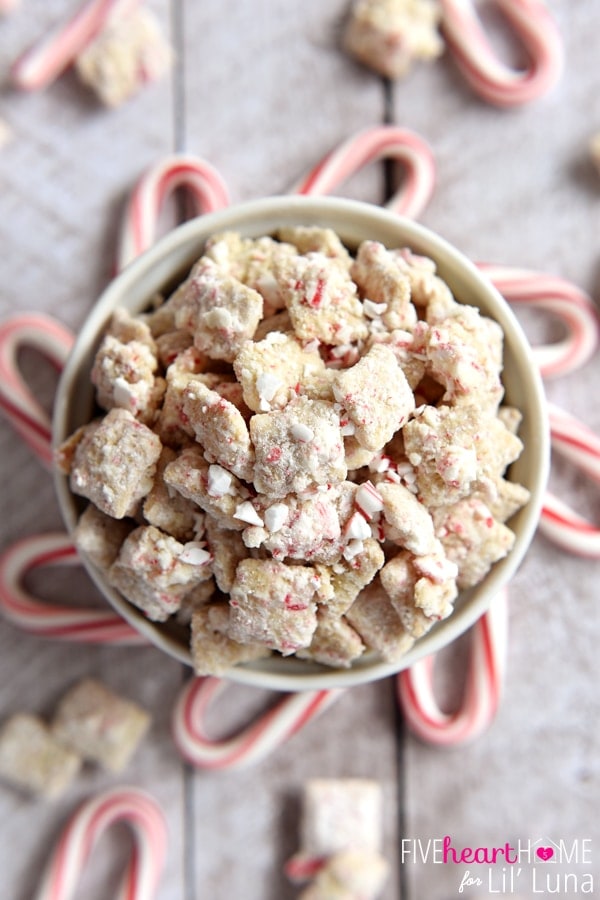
{"left": 589, "top": 133, "right": 600, "bottom": 175}
{"left": 276, "top": 226, "right": 353, "bottom": 267}
{"left": 0, "top": 714, "right": 81, "bottom": 799}
{"left": 281, "top": 252, "right": 368, "bottom": 346}
{"left": 63, "top": 408, "right": 162, "bottom": 519}
{"left": 205, "top": 517, "right": 248, "bottom": 593}
{"left": 299, "top": 778, "right": 384, "bottom": 857}
{"left": 174, "top": 258, "right": 263, "bottom": 361}
{"left": 108, "top": 525, "right": 213, "bottom": 621}
{"left": 183, "top": 380, "right": 255, "bottom": 481}
{"left": 322, "top": 538, "right": 385, "bottom": 617}
{"left": 91, "top": 334, "right": 160, "bottom": 423}
{"left": 233, "top": 332, "right": 323, "bottom": 413}
{"left": 377, "top": 480, "right": 436, "bottom": 554}
{"left": 300, "top": 849, "right": 389, "bottom": 900}
{"left": 424, "top": 307, "right": 504, "bottom": 409}
{"left": 143, "top": 447, "right": 203, "bottom": 541}
{"left": 342, "top": 0, "right": 443, "bottom": 80}
{"left": 351, "top": 240, "right": 417, "bottom": 331}
{"left": 379, "top": 546, "right": 457, "bottom": 637}
{"left": 74, "top": 8, "right": 172, "bottom": 108}
{"left": 164, "top": 447, "right": 249, "bottom": 531}
{"left": 251, "top": 396, "right": 347, "bottom": 498}
{"left": 332, "top": 344, "right": 415, "bottom": 451}
{"left": 433, "top": 497, "right": 516, "bottom": 588}
{"left": 228, "top": 558, "right": 322, "bottom": 654}
{"left": 74, "top": 503, "right": 135, "bottom": 569}
{"left": 345, "top": 581, "right": 414, "bottom": 663}
{"left": 52, "top": 678, "right": 150, "bottom": 773}
{"left": 296, "top": 610, "right": 365, "bottom": 669}
{"left": 190, "top": 603, "right": 271, "bottom": 675}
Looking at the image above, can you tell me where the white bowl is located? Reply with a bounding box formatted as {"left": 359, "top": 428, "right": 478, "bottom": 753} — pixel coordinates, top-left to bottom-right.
{"left": 53, "top": 196, "right": 549, "bottom": 690}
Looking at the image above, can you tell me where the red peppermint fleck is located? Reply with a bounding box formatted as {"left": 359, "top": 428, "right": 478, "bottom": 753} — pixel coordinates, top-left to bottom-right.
{"left": 266, "top": 447, "right": 282, "bottom": 463}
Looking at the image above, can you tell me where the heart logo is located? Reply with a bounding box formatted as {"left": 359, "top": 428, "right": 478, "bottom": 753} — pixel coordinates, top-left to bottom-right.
{"left": 537, "top": 847, "right": 554, "bottom": 861}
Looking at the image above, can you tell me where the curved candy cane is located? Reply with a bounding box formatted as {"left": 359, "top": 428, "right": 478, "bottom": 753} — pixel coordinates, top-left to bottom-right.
{"left": 0, "top": 313, "right": 74, "bottom": 467}
{"left": 116, "top": 153, "right": 231, "bottom": 271}
{"left": 33, "top": 787, "right": 167, "bottom": 900}
{"left": 397, "top": 588, "right": 508, "bottom": 746}
{"left": 291, "top": 125, "right": 435, "bottom": 220}
{"left": 10, "top": 0, "right": 141, "bottom": 91}
{"left": 172, "top": 676, "right": 342, "bottom": 769}
{"left": 478, "top": 263, "right": 599, "bottom": 379}
{"left": 441, "top": 0, "right": 564, "bottom": 107}
{"left": 0, "top": 533, "right": 147, "bottom": 644}
{"left": 539, "top": 404, "right": 600, "bottom": 557}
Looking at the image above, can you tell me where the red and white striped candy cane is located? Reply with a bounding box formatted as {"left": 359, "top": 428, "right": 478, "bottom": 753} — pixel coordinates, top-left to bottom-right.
{"left": 172, "top": 676, "right": 342, "bottom": 769}
{"left": 0, "top": 532, "right": 147, "bottom": 644}
{"left": 0, "top": 313, "right": 74, "bottom": 467}
{"left": 116, "top": 153, "right": 231, "bottom": 272}
{"left": 291, "top": 125, "right": 435, "bottom": 220}
{"left": 10, "top": 0, "right": 141, "bottom": 91}
{"left": 441, "top": 0, "right": 564, "bottom": 107}
{"left": 33, "top": 787, "right": 167, "bottom": 900}
{"left": 396, "top": 588, "right": 508, "bottom": 746}
{"left": 478, "top": 263, "right": 599, "bottom": 379}
{"left": 539, "top": 403, "right": 600, "bottom": 558}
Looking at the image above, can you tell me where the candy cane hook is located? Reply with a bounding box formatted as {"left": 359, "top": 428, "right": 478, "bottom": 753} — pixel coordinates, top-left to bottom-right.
{"left": 441, "top": 0, "right": 564, "bottom": 107}
{"left": 291, "top": 125, "right": 435, "bottom": 220}
{"left": 397, "top": 589, "right": 508, "bottom": 745}
{"left": 33, "top": 787, "right": 167, "bottom": 900}
{"left": 172, "top": 676, "right": 342, "bottom": 769}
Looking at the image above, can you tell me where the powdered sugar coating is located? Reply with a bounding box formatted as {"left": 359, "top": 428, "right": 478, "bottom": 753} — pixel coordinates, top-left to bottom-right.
{"left": 59, "top": 227, "right": 529, "bottom": 673}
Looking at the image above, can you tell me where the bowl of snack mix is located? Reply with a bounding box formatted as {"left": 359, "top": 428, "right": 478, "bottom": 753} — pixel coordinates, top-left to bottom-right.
{"left": 53, "top": 196, "right": 549, "bottom": 690}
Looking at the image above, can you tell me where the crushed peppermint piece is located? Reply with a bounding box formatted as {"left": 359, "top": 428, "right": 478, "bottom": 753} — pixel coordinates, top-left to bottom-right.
{"left": 207, "top": 464, "right": 233, "bottom": 498}
{"left": 345, "top": 511, "right": 372, "bottom": 541}
{"left": 363, "top": 298, "right": 388, "bottom": 318}
{"left": 257, "top": 371, "right": 282, "bottom": 410}
{"left": 264, "top": 503, "right": 289, "bottom": 533}
{"left": 343, "top": 539, "right": 364, "bottom": 561}
{"left": 290, "top": 422, "right": 315, "bottom": 442}
{"left": 355, "top": 482, "right": 384, "bottom": 518}
{"left": 179, "top": 542, "right": 211, "bottom": 566}
{"left": 234, "top": 501, "right": 264, "bottom": 527}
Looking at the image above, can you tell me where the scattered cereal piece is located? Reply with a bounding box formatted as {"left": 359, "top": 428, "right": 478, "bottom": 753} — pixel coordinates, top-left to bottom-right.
{"left": 0, "top": 714, "right": 81, "bottom": 799}
{"left": 590, "top": 132, "right": 600, "bottom": 175}
{"left": 299, "top": 778, "right": 384, "bottom": 857}
{"left": 342, "top": 0, "right": 444, "bottom": 80}
{"left": 74, "top": 8, "right": 172, "bottom": 107}
{"left": 52, "top": 678, "right": 150, "bottom": 772}
{"left": 299, "top": 849, "right": 390, "bottom": 900}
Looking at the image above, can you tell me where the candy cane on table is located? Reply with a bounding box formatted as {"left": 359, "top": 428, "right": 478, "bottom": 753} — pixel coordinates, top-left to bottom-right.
{"left": 0, "top": 532, "right": 147, "bottom": 644}
{"left": 0, "top": 313, "right": 74, "bottom": 467}
{"left": 116, "top": 153, "right": 231, "bottom": 272}
{"left": 441, "top": 0, "right": 564, "bottom": 107}
{"left": 538, "top": 403, "right": 600, "bottom": 558}
{"left": 10, "top": 0, "right": 142, "bottom": 91}
{"left": 172, "top": 676, "right": 343, "bottom": 770}
{"left": 396, "top": 588, "right": 509, "bottom": 746}
{"left": 291, "top": 125, "right": 435, "bottom": 221}
{"left": 33, "top": 787, "right": 167, "bottom": 900}
{"left": 478, "top": 263, "right": 600, "bottom": 379}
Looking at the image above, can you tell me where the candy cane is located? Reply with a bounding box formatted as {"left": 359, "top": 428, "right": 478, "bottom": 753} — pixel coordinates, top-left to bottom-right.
{"left": 538, "top": 404, "right": 600, "bottom": 557}
{"left": 33, "top": 787, "right": 167, "bottom": 900}
{"left": 0, "top": 532, "right": 147, "bottom": 644}
{"left": 291, "top": 125, "right": 435, "bottom": 220}
{"left": 10, "top": 0, "right": 142, "bottom": 91}
{"left": 0, "top": 0, "right": 19, "bottom": 15}
{"left": 396, "top": 588, "right": 508, "bottom": 746}
{"left": 441, "top": 0, "right": 564, "bottom": 107}
{"left": 478, "top": 264, "right": 599, "bottom": 379}
{"left": 116, "top": 153, "right": 231, "bottom": 271}
{"left": 0, "top": 313, "right": 74, "bottom": 467}
{"left": 172, "top": 676, "right": 342, "bottom": 769}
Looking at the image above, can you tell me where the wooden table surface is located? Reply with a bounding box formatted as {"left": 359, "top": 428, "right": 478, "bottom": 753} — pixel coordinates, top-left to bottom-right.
{"left": 0, "top": 2, "right": 599, "bottom": 898}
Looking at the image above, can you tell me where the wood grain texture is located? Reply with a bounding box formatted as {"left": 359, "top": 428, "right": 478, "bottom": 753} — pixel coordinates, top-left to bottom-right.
{"left": 0, "top": 1, "right": 598, "bottom": 898}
